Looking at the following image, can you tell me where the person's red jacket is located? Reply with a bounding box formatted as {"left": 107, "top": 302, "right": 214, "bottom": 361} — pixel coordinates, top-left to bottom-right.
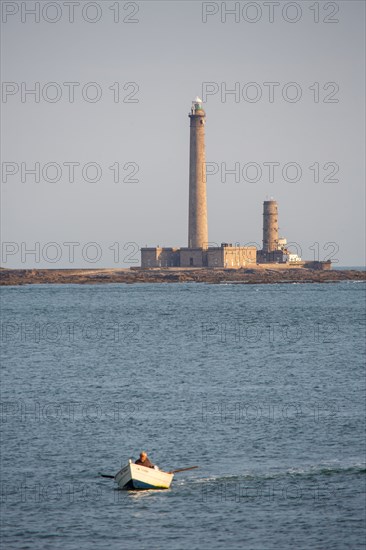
{"left": 135, "top": 457, "right": 154, "bottom": 469}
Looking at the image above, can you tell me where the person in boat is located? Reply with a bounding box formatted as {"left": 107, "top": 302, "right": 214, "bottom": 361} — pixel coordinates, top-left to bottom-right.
{"left": 135, "top": 451, "right": 154, "bottom": 469}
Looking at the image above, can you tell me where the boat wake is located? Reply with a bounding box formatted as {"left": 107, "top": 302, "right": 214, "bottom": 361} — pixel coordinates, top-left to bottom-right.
{"left": 177, "top": 462, "right": 366, "bottom": 486}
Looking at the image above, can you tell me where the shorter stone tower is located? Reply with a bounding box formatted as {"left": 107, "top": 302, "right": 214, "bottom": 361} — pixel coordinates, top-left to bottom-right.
{"left": 262, "top": 200, "right": 279, "bottom": 253}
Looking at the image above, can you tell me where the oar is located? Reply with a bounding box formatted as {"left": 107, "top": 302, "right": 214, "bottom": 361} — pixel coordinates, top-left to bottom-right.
{"left": 169, "top": 466, "right": 198, "bottom": 474}
{"left": 99, "top": 473, "right": 115, "bottom": 479}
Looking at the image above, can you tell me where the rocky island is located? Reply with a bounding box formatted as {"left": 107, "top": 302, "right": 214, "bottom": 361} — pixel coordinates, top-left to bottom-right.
{"left": 1, "top": 267, "right": 365, "bottom": 286}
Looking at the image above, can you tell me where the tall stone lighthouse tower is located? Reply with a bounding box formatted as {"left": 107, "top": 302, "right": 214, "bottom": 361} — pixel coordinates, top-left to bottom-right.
{"left": 188, "top": 97, "right": 208, "bottom": 249}
{"left": 262, "top": 199, "right": 279, "bottom": 252}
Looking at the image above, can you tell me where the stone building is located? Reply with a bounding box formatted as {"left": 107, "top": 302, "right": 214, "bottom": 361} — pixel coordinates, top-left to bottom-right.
{"left": 141, "top": 244, "right": 257, "bottom": 269}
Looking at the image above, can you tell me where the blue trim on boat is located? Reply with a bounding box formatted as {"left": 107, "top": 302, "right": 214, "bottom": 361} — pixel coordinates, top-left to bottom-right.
{"left": 132, "top": 479, "right": 158, "bottom": 490}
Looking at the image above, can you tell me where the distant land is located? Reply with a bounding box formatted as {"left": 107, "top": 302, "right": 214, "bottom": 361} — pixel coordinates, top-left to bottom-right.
{"left": 1, "top": 268, "right": 365, "bottom": 286}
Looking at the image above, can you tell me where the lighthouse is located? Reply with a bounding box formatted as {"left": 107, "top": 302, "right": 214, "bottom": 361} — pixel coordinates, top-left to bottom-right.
{"left": 188, "top": 97, "right": 208, "bottom": 249}
{"left": 140, "top": 98, "right": 257, "bottom": 269}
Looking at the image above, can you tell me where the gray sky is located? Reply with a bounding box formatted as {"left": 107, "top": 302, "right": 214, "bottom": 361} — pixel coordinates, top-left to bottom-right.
{"left": 1, "top": 0, "right": 365, "bottom": 267}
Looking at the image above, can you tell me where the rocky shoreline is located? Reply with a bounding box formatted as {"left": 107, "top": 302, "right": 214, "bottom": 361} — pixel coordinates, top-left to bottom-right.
{"left": 0, "top": 267, "right": 365, "bottom": 286}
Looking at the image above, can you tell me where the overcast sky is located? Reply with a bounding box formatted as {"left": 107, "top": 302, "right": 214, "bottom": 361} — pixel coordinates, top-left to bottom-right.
{"left": 1, "top": 0, "right": 365, "bottom": 267}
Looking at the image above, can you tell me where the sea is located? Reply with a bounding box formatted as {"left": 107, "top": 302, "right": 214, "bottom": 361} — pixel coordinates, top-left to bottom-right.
{"left": 1, "top": 281, "right": 365, "bottom": 550}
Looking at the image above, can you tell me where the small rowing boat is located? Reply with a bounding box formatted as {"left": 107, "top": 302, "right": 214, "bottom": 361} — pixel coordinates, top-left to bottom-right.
{"left": 115, "top": 459, "right": 174, "bottom": 490}
{"left": 99, "top": 460, "right": 198, "bottom": 490}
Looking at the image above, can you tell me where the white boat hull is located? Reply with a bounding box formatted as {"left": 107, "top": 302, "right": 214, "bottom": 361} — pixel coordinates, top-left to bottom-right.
{"left": 115, "top": 461, "right": 174, "bottom": 490}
